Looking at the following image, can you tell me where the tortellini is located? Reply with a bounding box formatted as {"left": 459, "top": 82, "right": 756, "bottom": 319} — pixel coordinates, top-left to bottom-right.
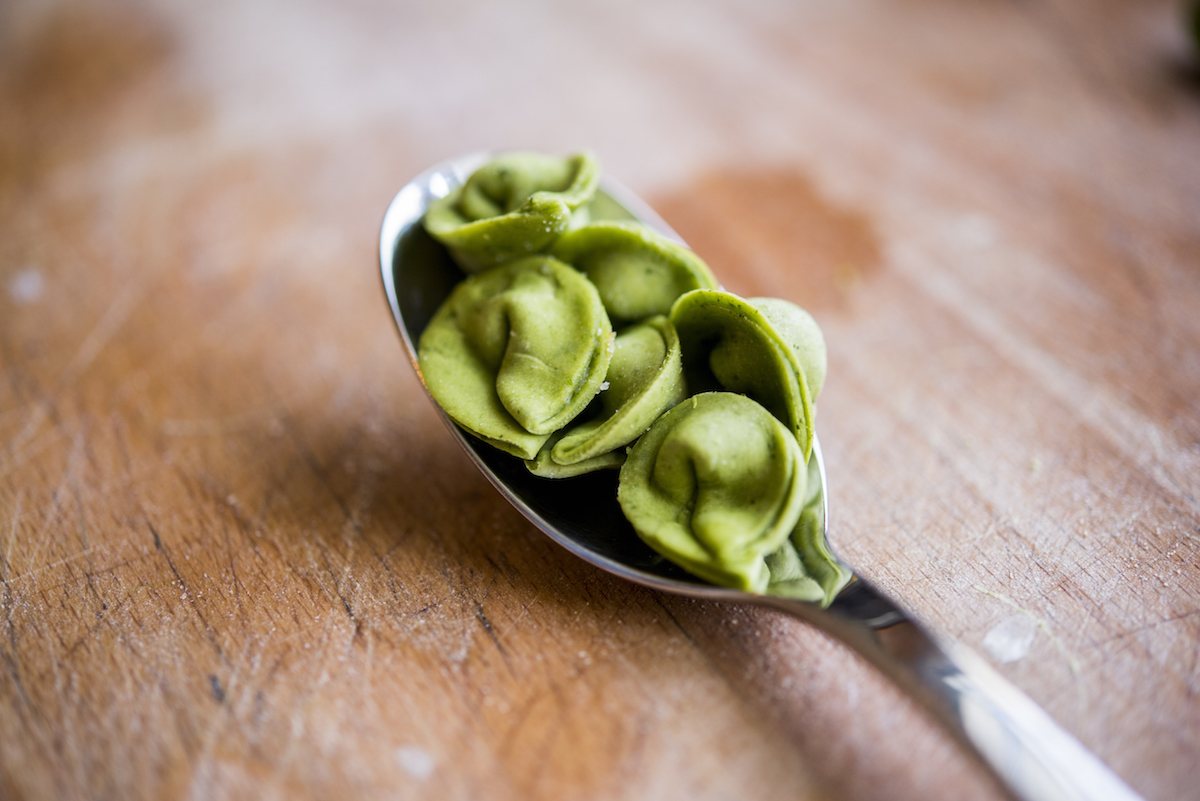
{"left": 550, "top": 221, "right": 717, "bottom": 325}
{"left": 525, "top": 431, "right": 627, "bottom": 479}
{"left": 416, "top": 151, "right": 846, "bottom": 605}
{"left": 670, "top": 289, "right": 824, "bottom": 460}
{"left": 527, "top": 315, "right": 686, "bottom": 476}
{"left": 618, "top": 392, "right": 808, "bottom": 593}
{"left": 764, "top": 451, "right": 852, "bottom": 605}
{"left": 752, "top": 296, "right": 827, "bottom": 402}
{"left": 418, "top": 255, "right": 613, "bottom": 459}
{"left": 424, "top": 151, "right": 600, "bottom": 273}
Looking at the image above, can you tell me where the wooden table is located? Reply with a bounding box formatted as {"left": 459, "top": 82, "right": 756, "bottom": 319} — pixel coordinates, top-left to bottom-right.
{"left": 2, "top": 1, "right": 1198, "bottom": 799}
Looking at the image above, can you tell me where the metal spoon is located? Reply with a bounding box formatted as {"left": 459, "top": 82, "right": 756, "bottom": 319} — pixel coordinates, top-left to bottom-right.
{"left": 379, "top": 152, "right": 1143, "bottom": 801}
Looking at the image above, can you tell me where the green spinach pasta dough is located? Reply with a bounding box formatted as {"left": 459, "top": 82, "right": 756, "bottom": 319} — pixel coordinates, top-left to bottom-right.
{"left": 617, "top": 392, "right": 807, "bottom": 593}
{"left": 527, "top": 315, "right": 686, "bottom": 476}
{"left": 550, "top": 221, "right": 718, "bottom": 325}
{"left": 670, "top": 289, "right": 821, "bottom": 460}
{"left": 416, "top": 151, "right": 846, "bottom": 604}
{"left": 417, "top": 255, "right": 613, "bottom": 460}
{"left": 524, "top": 430, "right": 626, "bottom": 479}
{"left": 750, "top": 296, "right": 827, "bottom": 403}
{"left": 764, "top": 451, "right": 852, "bottom": 604}
{"left": 424, "top": 151, "right": 600, "bottom": 273}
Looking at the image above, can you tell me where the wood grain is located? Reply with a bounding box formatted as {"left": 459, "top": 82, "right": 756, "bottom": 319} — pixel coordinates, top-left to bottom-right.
{"left": 2, "top": 1, "right": 1198, "bottom": 799}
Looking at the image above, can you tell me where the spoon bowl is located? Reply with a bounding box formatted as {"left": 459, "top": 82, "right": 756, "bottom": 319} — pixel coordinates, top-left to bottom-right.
{"left": 380, "top": 152, "right": 1143, "bottom": 801}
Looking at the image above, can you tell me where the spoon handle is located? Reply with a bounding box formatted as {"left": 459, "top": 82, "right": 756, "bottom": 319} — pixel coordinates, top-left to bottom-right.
{"left": 762, "top": 594, "right": 1144, "bottom": 801}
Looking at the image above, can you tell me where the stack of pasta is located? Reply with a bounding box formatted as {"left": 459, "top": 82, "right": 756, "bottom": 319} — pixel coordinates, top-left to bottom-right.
{"left": 417, "top": 151, "right": 850, "bottom": 605}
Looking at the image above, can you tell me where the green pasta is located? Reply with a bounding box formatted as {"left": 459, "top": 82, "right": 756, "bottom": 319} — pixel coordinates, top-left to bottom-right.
{"left": 529, "top": 315, "right": 686, "bottom": 474}
{"left": 550, "top": 221, "right": 717, "bottom": 325}
{"left": 425, "top": 151, "right": 600, "bottom": 273}
{"left": 416, "top": 150, "right": 847, "bottom": 604}
{"left": 617, "top": 392, "right": 807, "bottom": 593}
{"left": 670, "top": 289, "right": 821, "bottom": 460}
{"left": 418, "top": 255, "right": 613, "bottom": 459}
{"left": 525, "top": 431, "right": 626, "bottom": 478}
{"left": 764, "top": 449, "right": 852, "bottom": 605}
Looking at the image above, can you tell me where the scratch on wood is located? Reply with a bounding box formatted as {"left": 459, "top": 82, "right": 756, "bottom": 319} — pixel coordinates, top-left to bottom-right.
{"left": 474, "top": 600, "right": 510, "bottom": 665}
{"left": 149, "top": 522, "right": 229, "bottom": 664}
{"left": 62, "top": 595, "right": 129, "bottom": 660}
{"left": 1, "top": 506, "right": 37, "bottom": 725}
{"left": 67, "top": 433, "right": 106, "bottom": 609}
{"left": 0, "top": 402, "right": 49, "bottom": 476}
{"left": 217, "top": 507, "right": 245, "bottom": 614}
{"left": 973, "top": 585, "right": 1083, "bottom": 684}
{"left": 60, "top": 277, "right": 146, "bottom": 385}
{"left": 0, "top": 417, "right": 71, "bottom": 485}
{"left": 1, "top": 510, "right": 38, "bottom": 729}
{"left": 314, "top": 542, "right": 358, "bottom": 624}
{"left": 3, "top": 490, "right": 21, "bottom": 579}
{"left": 3, "top": 548, "right": 99, "bottom": 586}
{"left": 1093, "top": 608, "right": 1200, "bottom": 647}
{"left": 20, "top": 481, "right": 70, "bottom": 583}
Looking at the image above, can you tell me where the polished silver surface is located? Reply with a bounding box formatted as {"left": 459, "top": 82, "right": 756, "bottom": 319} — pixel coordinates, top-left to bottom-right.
{"left": 380, "top": 153, "right": 1145, "bottom": 801}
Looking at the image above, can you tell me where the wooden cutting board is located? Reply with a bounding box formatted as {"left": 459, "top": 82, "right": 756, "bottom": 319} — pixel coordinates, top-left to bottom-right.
{"left": 2, "top": 1, "right": 1198, "bottom": 799}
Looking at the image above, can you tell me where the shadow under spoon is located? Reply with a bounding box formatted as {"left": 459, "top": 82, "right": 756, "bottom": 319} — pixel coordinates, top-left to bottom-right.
{"left": 380, "top": 152, "right": 1143, "bottom": 801}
